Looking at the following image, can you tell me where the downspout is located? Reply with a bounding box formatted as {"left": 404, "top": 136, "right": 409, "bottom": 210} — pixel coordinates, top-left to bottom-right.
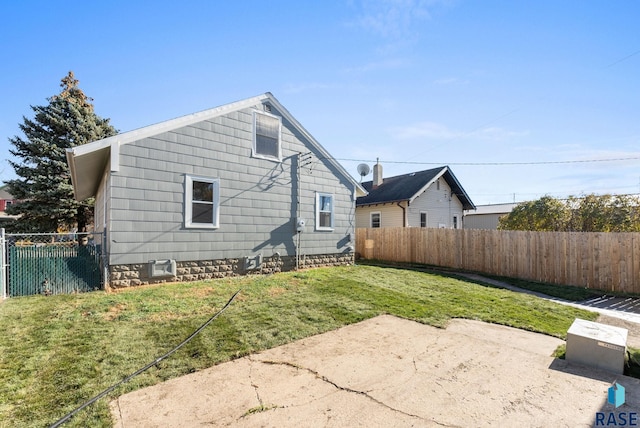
{"left": 397, "top": 202, "right": 407, "bottom": 227}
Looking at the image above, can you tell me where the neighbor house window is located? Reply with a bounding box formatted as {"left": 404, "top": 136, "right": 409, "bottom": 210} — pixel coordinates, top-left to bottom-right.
{"left": 316, "top": 192, "right": 334, "bottom": 230}
{"left": 253, "top": 111, "right": 281, "bottom": 161}
{"left": 420, "top": 212, "right": 427, "bottom": 228}
{"left": 371, "top": 212, "right": 381, "bottom": 228}
{"left": 453, "top": 215, "right": 458, "bottom": 229}
{"left": 185, "top": 175, "right": 220, "bottom": 228}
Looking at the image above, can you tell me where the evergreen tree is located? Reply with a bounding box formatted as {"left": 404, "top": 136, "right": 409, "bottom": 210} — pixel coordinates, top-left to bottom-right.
{"left": 5, "top": 71, "right": 117, "bottom": 232}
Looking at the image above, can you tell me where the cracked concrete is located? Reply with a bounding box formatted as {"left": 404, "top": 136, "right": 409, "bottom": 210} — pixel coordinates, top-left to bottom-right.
{"left": 110, "top": 315, "right": 640, "bottom": 427}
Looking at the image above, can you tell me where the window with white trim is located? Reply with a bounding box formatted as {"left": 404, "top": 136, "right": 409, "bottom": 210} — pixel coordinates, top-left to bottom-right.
{"left": 253, "top": 111, "right": 282, "bottom": 161}
{"left": 185, "top": 175, "right": 220, "bottom": 228}
{"left": 420, "top": 212, "right": 428, "bottom": 228}
{"left": 371, "top": 212, "right": 381, "bottom": 228}
{"left": 316, "top": 192, "right": 334, "bottom": 230}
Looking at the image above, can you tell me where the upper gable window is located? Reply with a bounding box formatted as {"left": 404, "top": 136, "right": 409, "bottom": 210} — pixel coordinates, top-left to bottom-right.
{"left": 253, "top": 111, "right": 282, "bottom": 161}
{"left": 185, "top": 175, "right": 220, "bottom": 229}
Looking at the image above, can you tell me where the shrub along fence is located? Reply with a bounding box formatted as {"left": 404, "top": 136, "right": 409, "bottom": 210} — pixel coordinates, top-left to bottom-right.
{"left": 356, "top": 227, "right": 640, "bottom": 294}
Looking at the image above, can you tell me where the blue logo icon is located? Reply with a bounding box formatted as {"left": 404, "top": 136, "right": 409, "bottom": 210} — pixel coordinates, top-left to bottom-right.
{"left": 608, "top": 382, "right": 625, "bottom": 408}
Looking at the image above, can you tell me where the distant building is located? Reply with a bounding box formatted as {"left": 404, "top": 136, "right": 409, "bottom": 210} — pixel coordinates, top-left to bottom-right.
{"left": 0, "top": 186, "right": 18, "bottom": 224}
{"left": 463, "top": 203, "right": 518, "bottom": 230}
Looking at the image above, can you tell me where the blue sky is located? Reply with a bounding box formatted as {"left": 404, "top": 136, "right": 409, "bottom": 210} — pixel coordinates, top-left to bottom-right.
{"left": 1, "top": 0, "right": 638, "bottom": 205}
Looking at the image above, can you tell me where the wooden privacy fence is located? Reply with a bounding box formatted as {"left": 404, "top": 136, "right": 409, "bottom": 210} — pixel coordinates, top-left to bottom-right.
{"left": 356, "top": 227, "right": 640, "bottom": 294}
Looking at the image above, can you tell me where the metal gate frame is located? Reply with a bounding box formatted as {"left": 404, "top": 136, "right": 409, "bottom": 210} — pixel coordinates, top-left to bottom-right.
{"left": 1, "top": 228, "right": 6, "bottom": 300}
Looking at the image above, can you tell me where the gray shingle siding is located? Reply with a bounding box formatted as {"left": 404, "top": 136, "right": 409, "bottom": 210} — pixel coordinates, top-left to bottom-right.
{"left": 107, "top": 104, "right": 355, "bottom": 266}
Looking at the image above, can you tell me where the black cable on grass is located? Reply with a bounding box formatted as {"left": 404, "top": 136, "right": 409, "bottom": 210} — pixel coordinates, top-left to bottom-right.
{"left": 49, "top": 289, "right": 242, "bottom": 428}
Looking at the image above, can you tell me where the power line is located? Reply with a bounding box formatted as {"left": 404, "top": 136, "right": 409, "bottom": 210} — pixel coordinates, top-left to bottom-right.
{"left": 336, "top": 156, "right": 640, "bottom": 166}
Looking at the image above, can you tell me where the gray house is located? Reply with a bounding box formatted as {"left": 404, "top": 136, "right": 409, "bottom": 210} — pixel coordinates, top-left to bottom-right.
{"left": 66, "top": 93, "right": 366, "bottom": 287}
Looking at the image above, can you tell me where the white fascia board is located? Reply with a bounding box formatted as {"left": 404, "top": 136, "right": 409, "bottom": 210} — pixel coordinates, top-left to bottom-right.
{"left": 442, "top": 166, "right": 476, "bottom": 210}
{"left": 110, "top": 140, "right": 120, "bottom": 172}
{"left": 66, "top": 149, "right": 80, "bottom": 201}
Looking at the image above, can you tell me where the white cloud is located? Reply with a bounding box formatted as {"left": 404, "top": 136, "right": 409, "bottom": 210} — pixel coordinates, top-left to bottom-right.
{"left": 343, "top": 57, "right": 410, "bottom": 73}
{"left": 351, "top": 0, "right": 434, "bottom": 39}
{"left": 281, "top": 82, "right": 337, "bottom": 94}
{"left": 474, "top": 127, "right": 529, "bottom": 141}
{"left": 390, "top": 121, "right": 528, "bottom": 141}
{"left": 390, "top": 121, "right": 458, "bottom": 139}
{"left": 433, "top": 77, "right": 469, "bottom": 85}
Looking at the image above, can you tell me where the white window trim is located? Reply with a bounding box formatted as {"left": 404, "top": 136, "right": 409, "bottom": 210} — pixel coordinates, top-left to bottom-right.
{"left": 315, "top": 192, "right": 334, "bottom": 231}
{"left": 185, "top": 175, "right": 220, "bottom": 229}
{"left": 252, "top": 110, "right": 282, "bottom": 162}
{"left": 370, "top": 211, "right": 381, "bottom": 228}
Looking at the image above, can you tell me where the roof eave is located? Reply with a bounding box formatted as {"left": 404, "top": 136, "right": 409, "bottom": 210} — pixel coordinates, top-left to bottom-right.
{"left": 356, "top": 198, "right": 409, "bottom": 207}
{"left": 66, "top": 144, "right": 111, "bottom": 201}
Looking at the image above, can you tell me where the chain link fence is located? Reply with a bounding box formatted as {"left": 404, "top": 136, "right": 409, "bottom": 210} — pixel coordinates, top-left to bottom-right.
{"left": 3, "top": 232, "right": 104, "bottom": 297}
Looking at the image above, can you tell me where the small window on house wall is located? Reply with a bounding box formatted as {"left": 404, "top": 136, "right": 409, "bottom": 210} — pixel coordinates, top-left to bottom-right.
{"left": 371, "top": 212, "right": 381, "bottom": 228}
{"left": 453, "top": 215, "right": 458, "bottom": 229}
{"left": 420, "top": 212, "right": 427, "bottom": 228}
{"left": 185, "top": 175, "right": 220, "bottom": 228}
{"left": 316, "top": 192, "right": 334, "bottom": 230}
{"left": 253, "top": 111, "right": 282, "bottom": 161}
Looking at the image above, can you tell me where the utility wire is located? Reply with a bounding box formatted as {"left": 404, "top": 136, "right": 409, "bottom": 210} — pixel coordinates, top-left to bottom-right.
{"left": 335, "top": 156, "right": 640, "bottom": 166}
{"left": 49, "top": 289, "right": 242, "bottom": 428}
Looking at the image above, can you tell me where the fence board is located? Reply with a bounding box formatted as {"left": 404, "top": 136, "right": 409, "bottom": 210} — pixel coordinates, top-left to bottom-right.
{"left": 356, "top": 227, "right": 640, "bottom": 294}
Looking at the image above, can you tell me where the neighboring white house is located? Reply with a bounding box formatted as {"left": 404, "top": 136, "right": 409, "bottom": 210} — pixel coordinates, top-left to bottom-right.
{"left": 463, "top": 203, "right": 518, "bottom": 230}
{"left": 355, "top": 162, "right": 475, "bottom": 229}
{"left": 66, "top": 93, "right": 367, "bottom": 287}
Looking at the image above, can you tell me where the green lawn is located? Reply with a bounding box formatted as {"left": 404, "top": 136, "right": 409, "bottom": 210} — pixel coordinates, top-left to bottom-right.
{"left": 0, "top": 265, "right": 597, "bottom": 427}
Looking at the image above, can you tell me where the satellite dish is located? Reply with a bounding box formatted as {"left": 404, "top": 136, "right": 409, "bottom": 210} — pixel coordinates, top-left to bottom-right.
{"left": 357, "top": 163, "right": 371, "bottom": 179}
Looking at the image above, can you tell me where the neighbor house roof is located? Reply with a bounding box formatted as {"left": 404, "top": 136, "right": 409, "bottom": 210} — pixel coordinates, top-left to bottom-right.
{"left": 0, "top": 186, "right": 14, "bottom": 200}
{"left": 356, "top": 166, "right": 475, "bottom": 210}
{"left": 66, "top": 93, "right": 367, "bottom": 201}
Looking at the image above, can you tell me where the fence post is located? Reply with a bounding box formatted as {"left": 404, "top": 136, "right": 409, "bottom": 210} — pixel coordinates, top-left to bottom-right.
{"left": 1, "top": 228, "right": 6, "bottom": 299}
{"left": 102, "top": 232, "right": 109, "bottom": 289}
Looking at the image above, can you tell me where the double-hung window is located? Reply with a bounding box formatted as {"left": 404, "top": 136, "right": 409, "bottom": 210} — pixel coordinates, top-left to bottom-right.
{"left": 420, "top": 212, "right": 428, "bottom": 228}
{"left": 253, "top": 111, "right": 282, "bottom": 161}
{"left": 371, "top": 212, "right": 381, "bottom": 228}
{"left": 316, "top": 192, "right": 334, "bottom": 230}
{"left": 185, "top": 175, "right": 220, "bottom": 228}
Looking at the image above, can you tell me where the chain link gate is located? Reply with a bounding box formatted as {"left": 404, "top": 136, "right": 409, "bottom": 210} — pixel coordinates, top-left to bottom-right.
{"left": 2, "top": 230, "right": 104, "bottom": 297}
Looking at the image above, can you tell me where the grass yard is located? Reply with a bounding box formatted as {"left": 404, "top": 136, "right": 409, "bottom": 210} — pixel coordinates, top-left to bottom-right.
{"left": 0, "top": 265, "right": 597, "bottom": 427}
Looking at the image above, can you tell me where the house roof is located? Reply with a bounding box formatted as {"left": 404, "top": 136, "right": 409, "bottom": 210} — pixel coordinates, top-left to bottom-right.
{"left": 356, "top": 166, "right": 475, "bottom": 210}
{"left": 0, "top": 186, "right": 13, "bottom": 200}
{"left": 66, "top": 93, "right": 367, "bottom": 201}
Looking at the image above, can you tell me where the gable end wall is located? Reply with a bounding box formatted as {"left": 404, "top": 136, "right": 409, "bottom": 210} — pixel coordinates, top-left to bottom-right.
{"left": 106, "top": 103, "right": 355, "bottom": 281}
